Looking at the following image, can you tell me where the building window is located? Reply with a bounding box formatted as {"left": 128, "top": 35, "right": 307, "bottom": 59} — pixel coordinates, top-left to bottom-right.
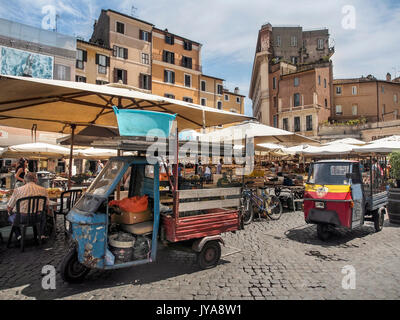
{"left": 142, "top": 53, "right": 150, "bottom": 65}
{"left": 217, "top": 101, "right": 222, "bottom": 110}
{"left": 293, "top": 117, "right": 300, "bottom": 132}
{"left": 294, "top": 117, "right": 301, "bottom": 132}
{"left": 139, "top": 30, "right": 150, "bottom": 42}
{"left": 324, "top": 78, "right": 327, "bottom": 88}
{"left": 96, "top": 80, "right": 109, "bottom": 85}
{"left": 352, "top": 86, "right": 357, "bottom": 95}
{"left": 182, "top": 56, "right": 192, "bottom": 69}
{"left": 290, "top": 36, "right": 297, "bottom": 47}
{"left": 139, "top": 74, "right": 151, "bottom": 90}
{"left": 273, "top": 115, "right": 278, "bottom": 128}
{"left": 317, "top": 38, "right": 324, "bottom": 50}
{"left": 276, "top": 36, "right": 281, "bottom": 47}
{"left": 291, "top": 56, "right": 298, "bottom": 64}
{"left": 395, "top": 94, "right": 398, "bottom": 103}
{"left": 236, "top": 97, "right": 241, "bottom": 104}
{"left": 335, "top": 105, "right": 342, "bottom": 115}
{"left": 381, "top": 85, "right": 385, "bottom": 93}
{"left": 183, "top": 40, "right": 192, "bottom": 51}
{"left": 184, "top": 74, "right": 191, "bottom": 88}
{"left": 114, "top": 68, "right": 127, "bottom": 84}
{"left": 76, "top": 49, "right": 86, "bottom": 69}
{"left": 164, "top": 93, "right": 175, "bottom": 99}
{"left": 163, "top": 50, "right": 175, "bottom": 64}
{"left": 96, "top": 54, "right": 108, "bottom": 74}
{"left": 294, "top": 77, "right": 299, "bottom": 87}
{"left": 164, "top": 70, "right": 175, "bottom": 84}
{"left": 273, "top": 77, "right": 276, "bottom": 89}
{"left": 273, "top": 96, "right": 277, "bottom": 108}
{"left": 325, "top": 98, "right": 328, "bottom": 107}
{"left": 183, "top": 97, "right": 193, "bottom": 103}
{"left": 200, "top": 98, "right": 207, "bottom": 106}
{"left": 201, "top": 80, "right": 206, "bottom": 92}
{"left": 352, "top": 105, "right": 358, "bottom": 116}
{"left": 283, "top": 118, "right": 288, "bottom": 131}
{"left": 165, "top": 34, "right": 174, "bottom": 45}
{"left": 224, "top": 94, "right": 229, "bottom": 101}
{"left": 116, "top": 22, "right": 125, "bottom": 34}
{"left": 294, "top": 93, "right": 301, "bottom": 107}
{"left": 217, "top": 84, "right": 223, "bottom": 95}
{"left": 54, "top": 64, "right": 70, "bottom": 80}
{"left": 75, "top": 75, "right": 86, "bottom": 83}
{"left": 113, "top": 46, "right": 128, "bottom": 59}
{"left": 336, "top": 86, "right": 342, "bottom": 95}
{"left": 306, "top": 115, "right": 313, "bottom": 131}
{"left": 318, "top": 75, "right": 321, "bottom": 85}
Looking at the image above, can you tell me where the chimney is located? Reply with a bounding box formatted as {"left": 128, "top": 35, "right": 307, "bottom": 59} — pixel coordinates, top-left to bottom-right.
{"left": 234, "top": 87, "right": 240, "bottom": 94}
{"left": 386, "top": 72, "right": 391, "bottom": 82}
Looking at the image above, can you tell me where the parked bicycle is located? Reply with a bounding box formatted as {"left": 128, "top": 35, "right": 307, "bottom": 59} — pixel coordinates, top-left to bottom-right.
{"left": 242, "top": 182, "right": 283, "bottom": 224}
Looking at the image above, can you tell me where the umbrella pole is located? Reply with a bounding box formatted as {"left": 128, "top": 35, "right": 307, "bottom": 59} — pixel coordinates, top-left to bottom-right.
{"left": 67, "top": 124, "right": 76, "bottom": 190}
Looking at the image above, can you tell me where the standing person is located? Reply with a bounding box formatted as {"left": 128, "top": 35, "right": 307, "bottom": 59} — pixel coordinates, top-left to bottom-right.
{"left": 14, "top": 158, "right": 28, "bottom": 188}
{"left": 96, "top": 160, "right": 104, "bottom": 175}
{"left": 204, "top": 165, "right": 212, "bottom": 182}
{"left": 216, "top": 158, "right": 223, "bottom": 174}
{"left": 7, "top": 172, "right": 50, "bottom": 241}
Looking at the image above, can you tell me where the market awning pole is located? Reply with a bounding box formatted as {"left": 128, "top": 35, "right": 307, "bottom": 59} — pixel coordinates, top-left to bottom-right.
{"left": 67, "top": 124, "right": 76, "bottom": 190}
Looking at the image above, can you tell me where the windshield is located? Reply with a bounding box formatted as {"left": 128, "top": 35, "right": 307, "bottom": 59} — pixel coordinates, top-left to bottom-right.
{"left": 85, "top": 160, "right": 126, "bottom": 197}
{"left": 307, "top": 163, "right": 351, "bottom": 185}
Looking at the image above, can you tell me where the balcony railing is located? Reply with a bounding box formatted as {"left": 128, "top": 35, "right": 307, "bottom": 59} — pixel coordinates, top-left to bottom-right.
{"left": 152, "top": 53, "right": 202, "bottom": 72}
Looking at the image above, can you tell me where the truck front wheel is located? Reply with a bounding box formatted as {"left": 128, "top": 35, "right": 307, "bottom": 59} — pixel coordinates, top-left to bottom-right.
{"left": 60, "top": 248, "right": 90, "bottom": 283}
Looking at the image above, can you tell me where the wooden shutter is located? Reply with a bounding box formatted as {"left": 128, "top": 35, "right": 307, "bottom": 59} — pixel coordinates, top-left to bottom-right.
{"left": 95, "top": 54, "right": 99, "bottom": 65}
{"left": 172, "top": 71, "right": 175, "bottom": 84}
{"left": 171, "top": 35, "right": 174, "bottom": 45}
{"left": 139, "top": 30, "right": 143, "bottom": 40}
{"left": 83, "top": 50, "right": 87, "bottom": 62}
{"left": 113, "top": 69, "right": 118, "bottom": 83}
{"left": 162, "top": 50, "right": 167, "bottom": 62}
{"left": 171, "top": 52, "right": 175, "bottom": 64}
{"left": 123, "top": 70, "right": 127, "bottom": 84}
{"left": 106, "top": 56, "right": 110, "bottom": 67}
{"left": 113, "top": 45, "right": 117, "bottom": 57}
{"left": 149, "top": 75, "right": 152, "bottom": 90}
{"left": 139, "top": 73, "right": 143, "bottom": 89}
{"left": 164, "top": 70, "right": 168, "bottom": 82}
{"left": 123, "top": 48, "right": 128, "bottom": 59}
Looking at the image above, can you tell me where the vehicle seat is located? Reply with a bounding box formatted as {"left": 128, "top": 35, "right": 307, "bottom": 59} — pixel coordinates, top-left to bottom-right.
{"left": 121, "top": 221, "right": 153, "bottom": 235}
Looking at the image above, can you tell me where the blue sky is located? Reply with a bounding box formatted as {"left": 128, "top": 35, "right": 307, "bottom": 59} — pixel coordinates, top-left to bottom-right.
{"left": 0, "top": 0, "right": 399, "bottom": 116}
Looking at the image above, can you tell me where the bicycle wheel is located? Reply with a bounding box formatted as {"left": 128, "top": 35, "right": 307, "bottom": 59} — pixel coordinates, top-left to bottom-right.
{"left": 242, "top": 196, "right": 254, "bottom": 225}
{"left": 264, "top": 195, "right": 282, "bottom": 220}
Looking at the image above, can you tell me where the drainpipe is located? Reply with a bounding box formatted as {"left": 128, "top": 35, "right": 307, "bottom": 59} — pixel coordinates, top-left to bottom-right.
{"left": 376, "top": 81, "right": 380, "bottom": 123}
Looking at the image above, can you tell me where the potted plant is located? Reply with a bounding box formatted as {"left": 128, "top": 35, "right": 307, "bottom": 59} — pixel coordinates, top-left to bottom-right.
{"left": 388, "top": 152, "right": 400, "bottom": 224}
{"left": 389, "top": 151, "right": 400, "bottom": 187}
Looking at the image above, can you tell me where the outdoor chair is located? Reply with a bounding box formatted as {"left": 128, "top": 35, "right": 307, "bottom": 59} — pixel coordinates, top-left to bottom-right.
{"left": 54, "top": 189, "right": 82, "bottom": 234}
{"left": 7, "top": 196, "right": 47, "bottom": 252}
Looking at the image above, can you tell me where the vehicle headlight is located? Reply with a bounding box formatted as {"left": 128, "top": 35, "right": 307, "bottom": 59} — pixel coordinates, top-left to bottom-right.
{"left": 65, "top": 220, "right": 71, "bottom": 233}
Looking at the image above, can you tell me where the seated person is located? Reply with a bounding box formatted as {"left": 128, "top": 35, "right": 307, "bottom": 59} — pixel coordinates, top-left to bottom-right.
{"left": 7, "top": 172, "right": 50, "bottom": 240}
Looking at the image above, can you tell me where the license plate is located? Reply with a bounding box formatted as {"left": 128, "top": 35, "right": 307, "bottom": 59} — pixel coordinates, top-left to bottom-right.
{"left": 315, "top": 201, "right": 325, "bottom": 209}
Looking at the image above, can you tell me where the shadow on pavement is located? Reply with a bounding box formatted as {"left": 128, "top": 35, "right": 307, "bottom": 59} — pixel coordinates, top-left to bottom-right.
{"left": 0, "top": 235, "right": 230, "bottom": 300}
{"left": 284, "top": 223, "right": 377, "bottom": 248}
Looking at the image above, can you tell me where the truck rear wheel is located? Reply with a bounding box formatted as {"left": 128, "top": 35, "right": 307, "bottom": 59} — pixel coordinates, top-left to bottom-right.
{"left": 317, "top": 224, "right": 330, "bottom": 241}
{"left": 374, "top": 210, "right": 384, "bottom": 232}
{"left": 60, "top": 248, "right": 90, "bottom": 283}
{"left": 197, "top": 241, "right": 221, "bottom": 270}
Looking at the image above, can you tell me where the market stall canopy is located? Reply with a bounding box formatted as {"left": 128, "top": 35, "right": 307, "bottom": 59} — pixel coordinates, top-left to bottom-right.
{"left": 323, "top": 138, "right": 366, "bottom": 146}
{"left": 0, "top": 75, "right": 253, "bottom": 134}
{"left": 367, "top": 135, "right": 400, "bottom": 144}
{"left": 73, "top": 147, "right": 135, "bottom": 160}
{"left": 299, "top": 143, "right": 355, "bottom": 156}
{"left": 0, "top": 142, "right": 70, "bottom": 159}
{"left": 57, "top": 125, "right": 119, "bottom": 146}
{"left": 200, "top": 121, "right": 319, "bottom": 146}
{"left": 282, "top": 144, "right": 311, "bottom": 155}
{"left": 256, "top": 143, "right": 287, "bottom": 151}
{"left": 352, "top": 141, "right": 400, "bottom": 154}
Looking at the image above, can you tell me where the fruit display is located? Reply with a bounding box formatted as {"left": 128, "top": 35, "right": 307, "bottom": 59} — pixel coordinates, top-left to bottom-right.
{"left": 47, "top": 187, "right": 62, "bottom": 198}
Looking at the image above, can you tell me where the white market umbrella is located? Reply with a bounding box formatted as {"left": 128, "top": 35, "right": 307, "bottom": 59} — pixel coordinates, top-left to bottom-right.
{"left": 301, "top": 143, "right": 355, "bottom": 156}
{"left": 0, "top": 142, "right": 70, "bottom": 159}
{"left": 353, "top": 141, "right": 400, "bottom": 154}
{"left": 74, "top": 147, "right": 135, "bottom": 160}
{"left": 323, "top": 138, "right": 366, "bottom": 146}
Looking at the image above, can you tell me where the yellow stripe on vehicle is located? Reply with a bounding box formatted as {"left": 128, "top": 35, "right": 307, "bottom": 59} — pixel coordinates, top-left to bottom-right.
{"left": 305, "top": 184, "right": 351, "bottom": 193}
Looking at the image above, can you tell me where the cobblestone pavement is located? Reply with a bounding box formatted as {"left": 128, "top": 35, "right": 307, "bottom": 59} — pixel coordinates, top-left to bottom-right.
{"left": 0, "top": 210, "right": 399, "bottom": 300}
